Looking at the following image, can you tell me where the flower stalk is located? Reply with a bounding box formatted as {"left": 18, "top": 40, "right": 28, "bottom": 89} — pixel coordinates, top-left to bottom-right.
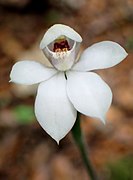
{"left": 72, "top": 112, "right": 98, "bottom": 180}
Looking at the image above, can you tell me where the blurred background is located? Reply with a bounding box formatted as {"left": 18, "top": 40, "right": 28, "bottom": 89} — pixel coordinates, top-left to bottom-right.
{"left": 0, "top": 0, "right": 133, "bottom": 179}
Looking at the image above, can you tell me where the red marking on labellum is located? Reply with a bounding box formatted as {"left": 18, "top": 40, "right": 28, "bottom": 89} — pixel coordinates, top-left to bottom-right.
{"left": 53, "top": 40, "right": 70, "bottom": 52}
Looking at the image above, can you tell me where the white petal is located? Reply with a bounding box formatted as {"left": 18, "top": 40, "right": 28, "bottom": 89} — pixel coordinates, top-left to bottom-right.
{"left": 40, "top": 24, "right": 82, "bottom": 49}
{"left": 10, "top": 61, "right": 57, "bottom": 85}
{"left": 35, "top": 73, "right": 77, "bottom": 143}
{"left": 66, "top": 71, "right": 112, "bottom": 123}
{"left": 73, "top": 41, "right": 128, "bottom": 71}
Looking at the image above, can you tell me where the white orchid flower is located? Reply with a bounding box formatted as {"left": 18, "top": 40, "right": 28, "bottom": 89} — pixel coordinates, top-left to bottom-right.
{"left": 10, "top": 24, "right": 128, "bottom": 144}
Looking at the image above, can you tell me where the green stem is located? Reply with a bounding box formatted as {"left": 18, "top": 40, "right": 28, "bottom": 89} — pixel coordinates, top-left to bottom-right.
{"left": 71, "top": 112, "right": 98, "bottom": 180}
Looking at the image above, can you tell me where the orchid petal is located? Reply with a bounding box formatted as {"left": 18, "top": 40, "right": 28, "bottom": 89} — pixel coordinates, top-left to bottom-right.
{"left": 66, "top": 71, "right": 112, "bottom": 123}
{"left": 35, "top": 73, "right": 77, "bottom": 143}
{"left": 40, "top": 24, "right": 82, "bottom": 49}
{"left": 73, "top": 41, "right": 128, "bottom": 71}
{"left": 10, "top": 61, "right": 57, "bottom": 85}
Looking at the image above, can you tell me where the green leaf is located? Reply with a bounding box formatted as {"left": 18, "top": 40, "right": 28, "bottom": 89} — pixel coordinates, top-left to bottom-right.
{"left": 13, "top": 105, "right": 35, "bottom": 124}
{"left": 107, "top": 156, "right": 133, "bottom": 180}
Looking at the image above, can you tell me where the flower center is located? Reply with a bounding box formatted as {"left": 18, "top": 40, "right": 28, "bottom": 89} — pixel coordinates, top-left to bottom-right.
{"left": 53, "top": 37, "right": 70, "bottom": 52}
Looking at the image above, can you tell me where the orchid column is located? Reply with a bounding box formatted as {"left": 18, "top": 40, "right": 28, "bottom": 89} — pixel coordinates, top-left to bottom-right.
{"left": 10, "top": 24, "right": 128, "bottom": 179}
